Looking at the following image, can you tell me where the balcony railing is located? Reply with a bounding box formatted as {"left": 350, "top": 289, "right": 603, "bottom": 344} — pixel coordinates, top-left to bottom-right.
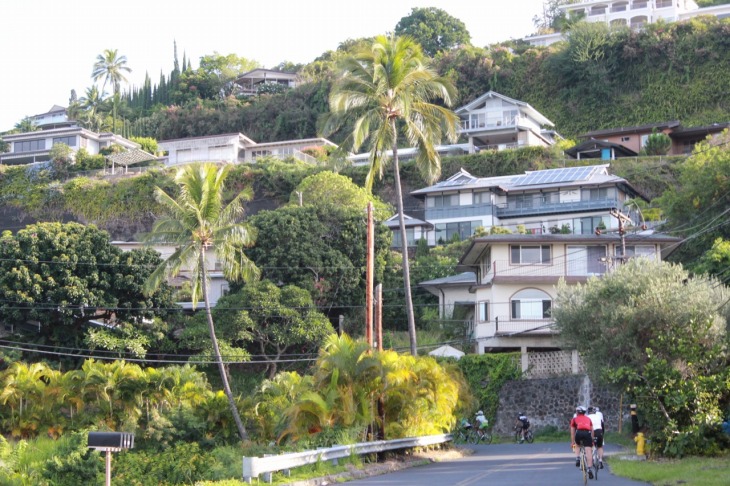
{"left": 482, "top": 258, "right": 609, "bottom": 283}
{"left": 474, "top": 318, "right": 556, "bottom": 339}
{"left": 425, "top": 203, "right": 493, "bottom": 220}
{"left": 459, "top": 117, "right": 518, "bottom": 131}
{"left": 476, "top": 142, "right": 524, "bottom": 151}
{"left": 495, "top": 198, "right": 619, "bottom": 218}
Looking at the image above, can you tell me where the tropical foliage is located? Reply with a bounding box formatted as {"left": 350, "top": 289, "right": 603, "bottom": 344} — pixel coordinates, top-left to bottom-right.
{"left": 553, "top": 258, "right": 730, "bottom": 456}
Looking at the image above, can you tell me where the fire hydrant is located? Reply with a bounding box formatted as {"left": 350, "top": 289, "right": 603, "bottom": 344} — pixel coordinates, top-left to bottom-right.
{"left": 634, "top": 432, "right": 646, "bottom": 456}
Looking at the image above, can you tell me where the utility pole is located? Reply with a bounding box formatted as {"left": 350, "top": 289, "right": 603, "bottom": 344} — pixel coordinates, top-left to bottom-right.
{"left": 376, "top": 283, "right": 383, "bottom": 351}
{"left": 609, "top": 208, "right": 633, "bottom": 262}
{"left": 366, "top": 202, "right": 374, "bottom": 347}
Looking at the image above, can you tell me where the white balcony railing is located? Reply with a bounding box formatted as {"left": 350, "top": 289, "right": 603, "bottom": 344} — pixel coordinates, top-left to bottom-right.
{"left": 481, "top": 258, "right": 609, "bottom": 283}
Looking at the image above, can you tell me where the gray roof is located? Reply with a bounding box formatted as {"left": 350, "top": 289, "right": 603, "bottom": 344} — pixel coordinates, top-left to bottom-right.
{"left": 384, "top": 214, "right": 433, "bottom": 229}
{"left": 419, "top": 272, "right": 476, "bottom": 287}
{"left": 106, "top": 149, "right": 157, "bottom": 167}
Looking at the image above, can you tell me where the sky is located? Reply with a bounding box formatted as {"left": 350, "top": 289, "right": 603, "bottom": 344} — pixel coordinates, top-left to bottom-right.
{"left": 0, "top": 0, "right": 548, "bottom": 131}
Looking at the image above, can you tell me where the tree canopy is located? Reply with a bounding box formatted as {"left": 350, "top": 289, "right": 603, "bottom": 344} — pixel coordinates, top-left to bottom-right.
{"left": 394, "top": 7, "right": 471, "bottom": 57}
{"left": 553, "top": 258, "right": 729, "bottom": 456}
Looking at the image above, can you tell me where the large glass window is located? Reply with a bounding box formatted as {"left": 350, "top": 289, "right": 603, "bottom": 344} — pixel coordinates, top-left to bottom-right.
{"left": 14, "top": 139, "right": 45, "bottom": 153}
{"left": 616, "top": 245, "right": 656, "bottom": 259}
{"left": 427, "top": 194, "right": 459, "bottom": 208}
{"left": 567, "top": 245, "right": 608, "bottom": 275}
{"left": 392, "top": 228, "right": 415, "bottom": 247}
{"left": 435, "top": 221, "right": 480, "bottom": 242}
{"left": 52, "top": 136, "right": 76, "bottom": 147}
{"left": 511, "top": 289, "right": 551, "bottom": 319}
{"left": 510, "top": 245, "right": 551, "bottom": 264}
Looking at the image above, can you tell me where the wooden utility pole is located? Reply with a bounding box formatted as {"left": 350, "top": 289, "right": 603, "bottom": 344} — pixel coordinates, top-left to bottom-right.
{"left": 366, "top": 202, "right": 374, "bottom": 347}
{"left": 610, "top": 208, "right": 633, "bottom": 262}
{"left": 376, "top": 283, "right": 383, "bottom": 351}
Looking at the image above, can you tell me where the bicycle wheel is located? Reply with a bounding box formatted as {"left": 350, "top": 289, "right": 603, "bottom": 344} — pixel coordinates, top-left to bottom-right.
{"left": 514, "top": 428, "right": 522, "bottom": 443}
{"left": 525, "top": 430, "right": 534, "bottom": 443}
{"left": 592, "top": 448, "right": 599, "bottom": 480}
{"left": 483, "top": 431, "right": 493, "bottom": 444}
{"left": 580, "top": 449, "right": 588, "bottom": 486}
{"left": 467, "top": 429, "right": 479, "bottom": 445}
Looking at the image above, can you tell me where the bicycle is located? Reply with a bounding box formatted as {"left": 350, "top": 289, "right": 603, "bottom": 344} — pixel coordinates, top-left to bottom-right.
{"left": 469, "top": 426, "right": 493, "bottom": 445}
{"left": 577, "top": 444, "right": 589, "bottom": 485}
{"left": 453, "top": 424, "right": 473, "bottom": 444}
{"left": 514, "top": 424, "right": 534, "bottom": 443}
{"left": 592, "top": 439, "right": 600, "bottom": 480}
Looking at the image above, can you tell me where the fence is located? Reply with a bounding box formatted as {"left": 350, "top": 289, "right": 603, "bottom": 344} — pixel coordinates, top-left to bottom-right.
{"left": 242, "top": 433, "right": 451, "bottom": 483}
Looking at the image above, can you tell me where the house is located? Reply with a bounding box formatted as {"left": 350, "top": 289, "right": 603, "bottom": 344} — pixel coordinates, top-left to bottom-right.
{"left": 0, "top": 125, "right": 139, "bottom": 166}
{"left": 29, "top": 105, "right": 73, "bottom": 129}
{"left": 565, "top": 139, "right": 638, "bottom": 160}
{"left": 158, "top": 133, "right": 338, "bottom": 166}
{"left": 456, "top": 91, "right": 558, "bottom": 153}
{"left": 384, "top": 214, "right": 433, "bottom": 248}
{"left": 409, "top": 164, "right": 646, "bottom": 246}
{"left": 111, "top": 241, "right": 229, "bottom": 308}
{"left": 234, "top": 69, "right": 299, "bottom": 96}
{"left": 421, "top": 232, "right": 679, "bottom": 371}
{"left": 523, "top": 0, "right": 730, "bottom": 46}
{"left": 578, "top": 120, "right": 730, "bottom": 155}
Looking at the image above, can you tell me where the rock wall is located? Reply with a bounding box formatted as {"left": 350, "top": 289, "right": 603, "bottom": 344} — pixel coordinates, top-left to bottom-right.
{"left": 493, "top": 375, "right": 624, "bottom": 436}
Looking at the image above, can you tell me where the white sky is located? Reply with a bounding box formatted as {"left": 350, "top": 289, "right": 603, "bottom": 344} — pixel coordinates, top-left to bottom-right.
{"left": 0, "top": 0, "right": 547, "bottom": 131}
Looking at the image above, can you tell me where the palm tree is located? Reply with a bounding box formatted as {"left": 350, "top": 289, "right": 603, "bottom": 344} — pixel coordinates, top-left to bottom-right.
{"left": 144, "top": 162, "right": 259, "bottom": 442}
{"left": 92, "top": 49, "right": 131, "bottom": 133}
{"left": 323, "top": 35, "right": 459, "bottom": 356}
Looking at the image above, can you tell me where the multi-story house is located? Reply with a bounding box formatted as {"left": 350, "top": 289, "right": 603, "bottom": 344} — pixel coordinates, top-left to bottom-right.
{"left": 158, "top": 133, "right": 337, "bottom": 166}
{"left": 0, "top": 125, "right": 139, "bottom": 166}
{"left": 421, "top": 232, "right": 679, "bottom": 372}
{"left": 234, "top": 69, "right": 299, "bottom": 96}
{"left": 29, "top": 105, "right": 73, "bottom": 129}
{"left": 524, "top": 0, "right": 730, "bottom": 46}
{"left": 456, "top": 91, "right": 559, "bottom": 153}
{"left": 406, "top": 164, "right": 645, "bottom": 247}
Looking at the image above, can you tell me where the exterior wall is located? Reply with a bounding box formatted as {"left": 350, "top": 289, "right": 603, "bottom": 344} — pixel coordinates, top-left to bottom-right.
{"left": 159, "top": 135, "right": 245, "bottom": 166}
{"left": 493, "top": 374, "right": 623, "bottom": 436}
{"left": 437, "top": 287, "right": 476, "bottom": 319}
{"left": 564, "top": 0, "right": 696, "bottom": 26}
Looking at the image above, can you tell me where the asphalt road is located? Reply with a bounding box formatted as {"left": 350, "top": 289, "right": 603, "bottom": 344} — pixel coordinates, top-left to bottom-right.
{"left": 343, "top": 442, "right": 649, "bottom": 486}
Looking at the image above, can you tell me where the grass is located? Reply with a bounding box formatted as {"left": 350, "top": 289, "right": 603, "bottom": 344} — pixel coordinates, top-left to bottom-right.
{"left": 609, "top": 454, "right": 730, "bottom": 486}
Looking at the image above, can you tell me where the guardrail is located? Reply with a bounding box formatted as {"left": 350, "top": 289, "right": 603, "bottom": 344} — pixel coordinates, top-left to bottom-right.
{"left": 242, "top": 433, "right": 452, "bottom": 483}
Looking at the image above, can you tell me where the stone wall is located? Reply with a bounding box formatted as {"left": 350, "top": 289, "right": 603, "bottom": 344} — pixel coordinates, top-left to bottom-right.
{"left": 493, "top": 375, "right": 624, "bottom": 436}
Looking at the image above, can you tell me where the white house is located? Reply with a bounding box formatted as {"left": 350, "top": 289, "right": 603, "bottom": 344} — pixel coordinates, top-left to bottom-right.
{"left": 0, "top": 125, "right": 139, "bottom": 166}
{"left": 408, "top": 164, "right": 646, "bottom": 246}
{"left": 112, "top": 241, "right": 229, "bottom": 308}
{"left": 524, "top": 0, "right": 730, "bottom": 46}
{"left": 29, "top": 105, "right": 73, "bottom": 129}
{"left": 158, "top": 133, "right": 338, "bottom": 166}
{"left": 456, "top": 91, "right": 558, "bottom": 153}
{"left": 421, "top": 232, "right": 679, "bottom": 371}
{"left": 234, "top": 69, "right": 299, "bottom": 96}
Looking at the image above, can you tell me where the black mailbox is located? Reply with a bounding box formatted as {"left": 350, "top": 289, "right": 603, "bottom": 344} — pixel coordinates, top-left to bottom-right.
{"left": 88, "top": 432, "right": 135, "bottom": 451}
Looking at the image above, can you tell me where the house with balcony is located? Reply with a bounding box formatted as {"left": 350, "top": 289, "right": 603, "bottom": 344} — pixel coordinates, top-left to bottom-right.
{"left": 455, "top": 91, "right": 558, "bottom": 153}
{"left": 234, "top": 69, "right": 299, "bottom": 96}
{"left": 29, "top": 105, "right": 74, "bottom": 129}
{"left": 524, "top": 0, "right": 730, "bottom": 46}
{"left": 0, "top": 125, "right": 139, "bottom": 166}
{"left": 158, "top": 133, "right": 338, "bottom": 166}
{"left": 421, "top": 232, "right": 679, "bottom": 371}
{"left": 408, "top": 164, "right": 646, "bottom": 247}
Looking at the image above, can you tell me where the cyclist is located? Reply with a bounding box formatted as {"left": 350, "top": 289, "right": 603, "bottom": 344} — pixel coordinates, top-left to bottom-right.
{"left": 475, "top": 410, "right": 489, "bottom": 432}
{"left": 570, "top": 406, "right": 594, "bottom": 479}
{"left": 588, "top": 406, "right": 605, "bottom": 469}
{"left": 515, "top": 412, "right": 530, "bottom": 443}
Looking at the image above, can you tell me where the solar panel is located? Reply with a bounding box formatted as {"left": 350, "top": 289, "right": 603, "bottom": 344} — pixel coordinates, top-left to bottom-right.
{"left": 438, "top": 174, "right": 474, "bottom": 187}
{"left": 513, "top": 166, "right": 597, "bottom": 187}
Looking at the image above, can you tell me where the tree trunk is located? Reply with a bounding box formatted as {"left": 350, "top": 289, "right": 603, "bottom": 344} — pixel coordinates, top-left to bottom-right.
{"left": 391, "top": 120, "right": 418, "bottom": 356}
{"left": 200, "top": 250, "right": 249, "bottom": 442}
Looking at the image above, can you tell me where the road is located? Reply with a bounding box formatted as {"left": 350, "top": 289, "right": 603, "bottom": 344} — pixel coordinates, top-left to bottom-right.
{"left": 343, "top": 442, "right": 649, "bottom": 485}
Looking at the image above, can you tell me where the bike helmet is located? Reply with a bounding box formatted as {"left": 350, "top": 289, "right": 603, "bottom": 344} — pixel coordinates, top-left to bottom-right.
{"left": 576, "top": 406, "right": 587, "bottom": 414}
{"left": 476, "top": 410, "right": 484, "bottom": 415}
{"left": 594, "top": 407, "right": 600, "bottom": 412}
{"left": 587, "top": 406, "right": 595, "bottom": 414}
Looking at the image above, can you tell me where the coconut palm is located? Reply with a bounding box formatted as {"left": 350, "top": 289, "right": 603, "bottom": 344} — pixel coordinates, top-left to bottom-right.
{"left": 144, "top": 162, "right": 259, "bottom": 442}
{"left": 92, "top": 48, "right": 131, "bottom": 133}
{"left": 323, "top": 35, "right": 459, "bottom": 355}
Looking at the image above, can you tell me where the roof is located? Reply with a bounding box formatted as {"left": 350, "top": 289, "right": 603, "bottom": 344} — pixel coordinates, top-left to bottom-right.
{"left": 411, "top": 164, "right": 640, "bottom": 197}
{"left": 669, "top": 122, "right": 730, "bottom": 138}
{"left": 428, "top": 345, "right": 465, "bottom": 359}
{"left": 456, "top": 233, "right": 682, "bottom": 271}
{"left": 106, "top": 149, "right": 157, "bottom": 167}
{"left": 419, "top": 272, "right": 476, "bottom": 287}
{"left": 235, "top": 69, "right": 298, "bottom": 81}
{"left": 565, "top": 139, "right": 638, "bottom": 159}
{"left": 384, "top": 214, "right": 433, "bottom": 230}
{"left": 158, "top": 132, "right": 257, "bottom": 146}
{"left": 455, "top": 91, "right": 554, "bottom": 127}
{"left": 580, "top": 121, "right": 681, "bottom": 139}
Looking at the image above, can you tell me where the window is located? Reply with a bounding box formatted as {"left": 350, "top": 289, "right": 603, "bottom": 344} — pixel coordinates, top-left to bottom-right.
{"left": 53, "top": 136, "right": 76, "bottom": 147}
{"left": 510, "top": 245, "right": 551, "bottom": 264}
{"left": 427, "top": 194, "right": 459, "bottom": 208}
{"left": 435, "top": 221, "right": 480, "bottom": 242}
{"left": 616, "top": 245, "right": 656, "bottom": 259}
{"left": 511, "top": 289, "right": 551, "bottom": 319}
{"left": 655, "top": 0, "right": 672, "bottom": 8}
{"left": 582, "top": 187, "right": 614, "bottom": 201}
{"left": 621, "top": 136, "right": 631, "bottom": 142}
{"left": 392, "top": 228, "right": 415, "bottom": 247}
{"left": 14, "top": 139, "right": 45, "bottom": 153}
{"left": 473, "top": 192, "right": 490, "bottom": 204}
{"left": 567, "top": 245, "right": 607, "bottom": 275}
{"left": 477, "top": 301, "right": 489, "bottom": 322}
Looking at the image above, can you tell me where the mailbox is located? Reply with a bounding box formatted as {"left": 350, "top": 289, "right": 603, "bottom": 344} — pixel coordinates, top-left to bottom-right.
{"left": 88, "top": 432, "right": 134, "bottom": 451}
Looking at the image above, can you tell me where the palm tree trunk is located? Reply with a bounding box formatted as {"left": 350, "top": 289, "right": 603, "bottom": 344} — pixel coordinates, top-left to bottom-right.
{"left": 200, "top": 250, "right": 249, "bottom": 442}
{"left": 391, "top": 120, "right": 418, "bottom": 356}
